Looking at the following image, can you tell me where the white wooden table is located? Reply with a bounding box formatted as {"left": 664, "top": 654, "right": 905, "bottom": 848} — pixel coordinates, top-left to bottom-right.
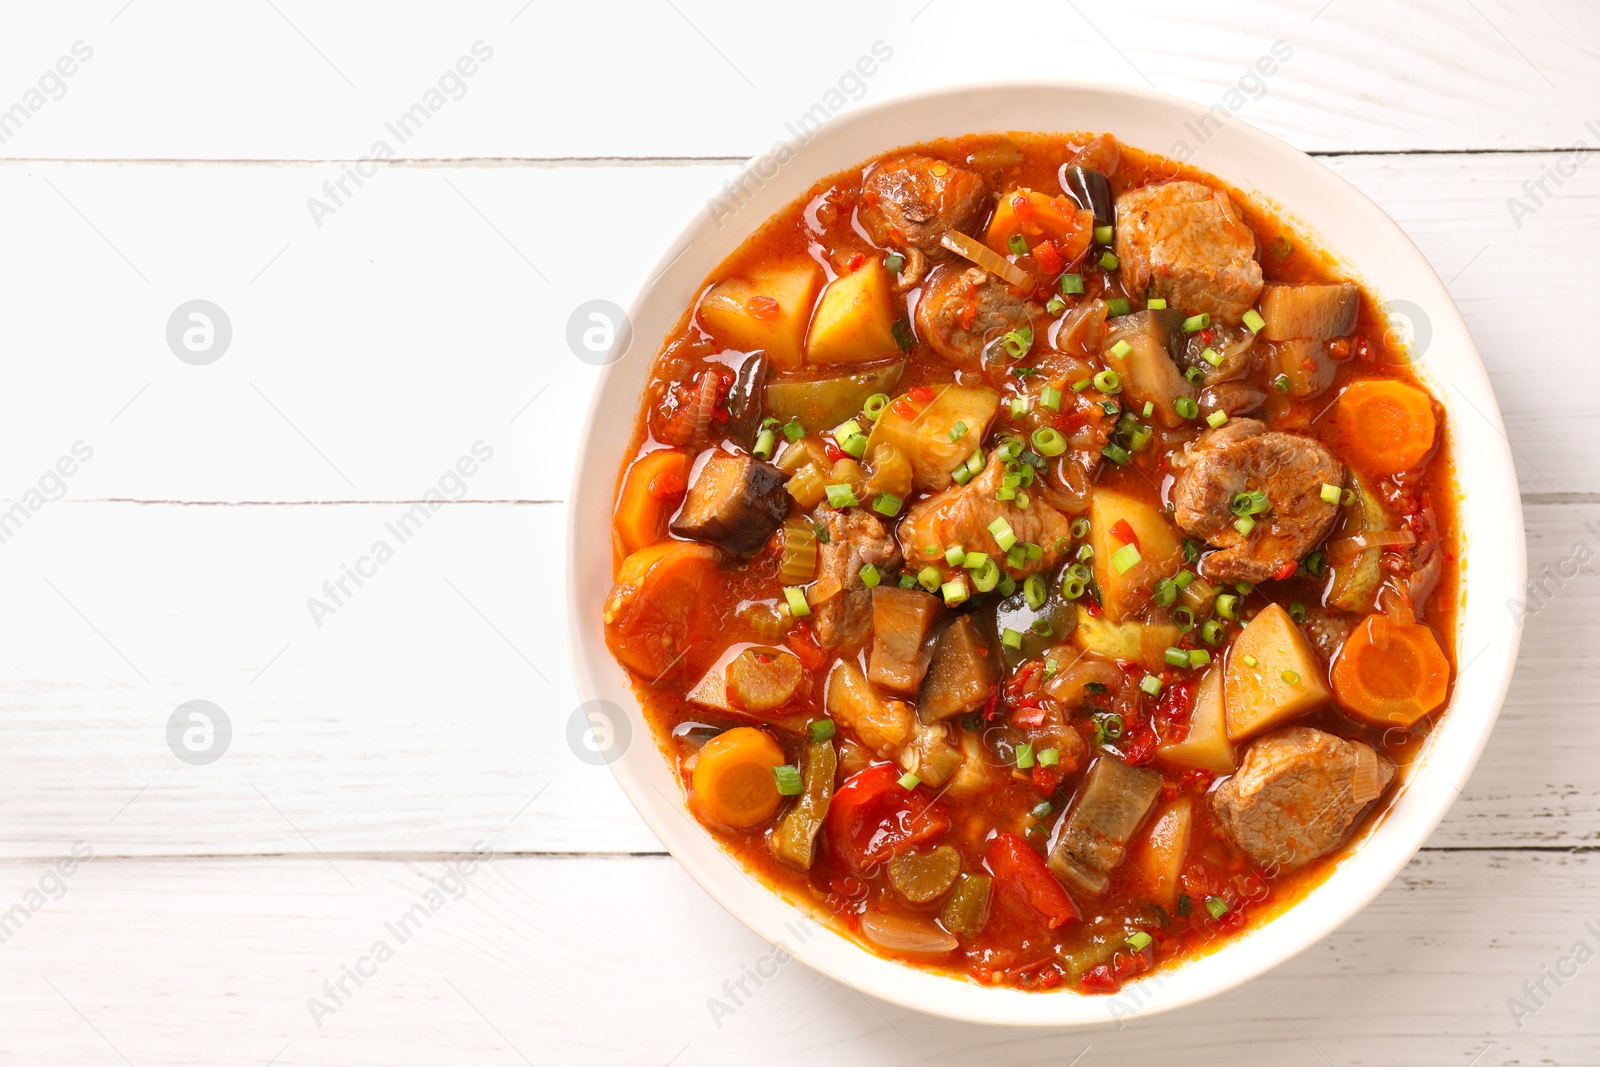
{"left": 2, "top": 1, "right": 1596, "bottom": 1062}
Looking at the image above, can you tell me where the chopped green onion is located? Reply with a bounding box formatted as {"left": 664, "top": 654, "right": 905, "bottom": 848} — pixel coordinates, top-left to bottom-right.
{"left": 1045, "top": 658, "right": 1060, "bottom": 677}
{"left": 784, "top": 586, "right": 811, "bottom": 617}
{"left": 1002, "top": 326, "right": 1033, "bottom": 358}
{"left": 1142, "top": 401, "right": 1153, "bottom": 418}
{"left": 1289, "top": 601, "right": 1308, "bottom": 624}
{"left": 1126, "top": 930, "right": 1153, "bottom": 951}
{"left": 1231, "top": 490, "right": 1269, "bottom": 516}
{"left": 948, "top": 420, "right": 969, "bottom": 442}
{"left": 1320, "top": 482, "right": 1341, "bottom": 504}
{"left": 1183, "top": 313, "right": 1210, "bottom": 333}
{"left": 825, "top": 483, "right": 859, "bottom": 509}
{"left": 1242, "top": 308, "right": 1266, "bottom": 333}
{"left": 1188, "top": 649, "right": 1212, "bottom": 668}
{"left": 1235, "top": 581, "right": 1255, "bottom": 595}
{"left": 1111, "top": 542, "right": 1143, "bottom": 575}
{"left": 1153, "top": 577, "right": 1178, "bottom": 607}
{"left": 873, "top": 492, "right": 902, "bottom": 517}
{"left": 1234, "top": 515, "right": 1256, "bottom": 536}
{"left": 1281, "top": 668, "right": 1300, "bottom": 685}
{"left": 1205, "top": 896, "right": 1229, "bottom": 920}
{"left": 838, "top": 433, "right": 867, "bottom": 458}
{"left": 1202, "top": 347, "right": 1223, "bottom": 366}
{"left": 1031, "top": 800, "right": 1054, "bottom": 819}
{"left": 962, "top": 551, "right": 989, "bottom": 571}
{"left": 1242, "top": 654, "right": 1259, "bottom": 668}
{"left": 1093, "top": 224, "right": 1115, "bottom": 244}
{"left": 1215, "top": 593, "right": 1239, "bottom": 620}
{"left": 1147, "top": 298, "right": 1167, "bottom": 310}
{"left": 1303, "top": 550, "right": 1326, "bottom": 578}
{"left": 1038, "top": 746, "right": 1061, "bottom": 767}
{"left": 783, "top": 417, "right": 805, "bottom": 442}
{"left": 998, "top": 574, "right": 1017, "bottom": 597}
{"left": 1099, "top": 713, "right": 1125, "bottom": 741}
{"left": 942, "top": 580, "right": 969, "bottom": 607}
{"left": 1340, "top": 487, "right": 1356, "bottom": 507}
{"left": 885, "top": 253, "right": 905, "bottom": 274}
{"left": 1173, "top": 570, "right": 1196, "bottom": 590}
{"left": 1031, "top": 427, "right": 1067, "bottom": 457}
{"left": 917, "top": 566, "right": 941, "bottom": 592}
{"left": 773, "top": 765, "right": 804, "bottom": 795}
{"left": 752, "top": 428, "right": 776, "bottom": 459}
{"left": 1030, "top": 618, "right": 1053, "bottom": 636}
{"left": 1072, "top": 376, "right": 1092, "bottom": 393}
{"left": 1093, "top": 369, "right": 1123, "bottom": 393}
{"left": 971, "top": 557, "right": 1001, "bottom": 593}
{"left": 1164, "top": 647, "right": 1191, "bottom": 668}
{"left": 1271, "top": 374, "right": 1291, "bottom": 393}
{"left": 1105, "top": 297, "right": 1130, "bottom": 317}
{"left": 863, "top": 393, "right": 890, "bottom": 420}
{"left": 945, "top": 544, "right": 967, "bottom": 566}
{"left": 1040, "top": 385, "right": 1063, "bottom": 412}
{"left": 1140, "top": 674, "right": 1163, "bottom": 697}
{"left": 1183, "top": 539, "right": 1201, "bottom": 564}
{"left": 1046, "top": 296, "right": 1066, "bottom": 314}
{"left": 1070, "top": 517, "right": 1090, "bottom": 540}
{"left": 1099, "top": 251, "right": 1120, "bottom": 270}
{"left": 1024, "top": 574, "right": 1048, "bottom": 610}
{"left": 1108, "top": 339, "right": 1133, "bottom": 360}
{"left": 1201, "top": 619, "right": 1225, "bottom": 646}
{"left": 1206, "top": 410, "right": 1229, "bottom": 429}
{"left": 1185, "top": 366, "right": 1205, "bottom": 385}
{"left": 859, "top": 563, "right": 881, "bottom": 588}
{"left": 1001, "top": 628, "right": 1024, "bottom": 651}
{"left": 1174, "top": 396, "right": 1199, "bottom": 420}
{"left": 1015, "top": 741, "right": 1035, "bottom": 769}
{"left": 1009, "top": 396, "right": 1029, "bottom": 418}
{"left": 1060, "top": 272, "right": 1085, "bottom": 295}
{"left": 989, "top": 517, "right": 1017, "bottom": 551}
{"left": 808, "top": 719, "right": 835, "bottom": 743}
{"left": 898, "top": 573, "right": 916, "bottom": 589}
{"left": 1101, "top": 442, "right": 1131, "bottom": 466}
{"left": 1008, "top": 233, "right": 1029, "bottom": 256}
{"left": 898, "top": 771, "right": 921, "bottom": 790}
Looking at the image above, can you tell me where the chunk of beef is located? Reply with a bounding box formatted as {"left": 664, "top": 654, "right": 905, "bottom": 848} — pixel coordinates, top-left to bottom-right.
{"left": 859, "top": 156, "right": 987, "bottom": 253}
{"left": 812, "top": 509, "right": 902, "bottom": 650}
{"left": 1212, "top": 727, "right": 1394, "bottom": 869}
{"left": 914, "top": 265, "right": 1037, "bottom": 367}
{"left": 1170, "top": 419, "right": 1344, "bottom": 584}
{"left": 898, "top": 451, "right": 1073, "bottom": 582}
{"left": 1114, "top": 181, "right": 1263, "bottom": 325}
{"left": 917, "top": 616, "right": 1000, "bottom": 723}
{"left": 669, "top": 450, "right": 789, "bottom": 558}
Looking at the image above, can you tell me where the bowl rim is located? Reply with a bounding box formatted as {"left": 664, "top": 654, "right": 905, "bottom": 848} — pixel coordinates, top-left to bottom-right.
{"left": 565, "top": 77, "right": 1526, "bottom": 1027}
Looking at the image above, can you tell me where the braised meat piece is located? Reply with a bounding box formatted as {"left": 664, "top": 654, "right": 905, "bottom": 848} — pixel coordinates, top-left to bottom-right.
{"left": 1115, "top": 180, "right": 1263, "bottom": 325}
{"left": 812, "top": 509, "right": 902, "bottom": 650}
{"left": 914, "top": 264, "right": 1037, "bottom": 367}
{"left": 859, "top": 155, "right": 987, "bottom": 253}
{"left": 898, "top": 452, "right": 1073, "bottom": 582}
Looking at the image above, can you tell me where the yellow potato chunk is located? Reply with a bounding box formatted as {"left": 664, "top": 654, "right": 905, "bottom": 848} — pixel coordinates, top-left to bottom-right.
{"left": 698, "top": 261, "right": 822, "bottom": 370}
{"left": 1088, "top": 489, "right": 1184, "bottom": 622}
{"left": 1223, "top": 602, "right": 1331, "bottom": 740}
{"left": 864, "top": 385, "right": 999, "bottom": 492}
{"left": 1129, "top": 797, "right": 1192, "bottom": 910}
{"left": 805, "top": 261, "right": 901, "bottom": 365}
{"left": 1156, "top": 664, "right": 1236, "bottom": 773}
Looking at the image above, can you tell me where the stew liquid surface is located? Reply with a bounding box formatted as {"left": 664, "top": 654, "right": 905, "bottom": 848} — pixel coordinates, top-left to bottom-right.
{"left": 602, "top": 132, "right": 1458, "bottom": 994}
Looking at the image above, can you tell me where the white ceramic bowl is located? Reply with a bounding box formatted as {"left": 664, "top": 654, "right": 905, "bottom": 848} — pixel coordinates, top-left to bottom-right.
{"left": 566, "top": 81, "right": 1525, "bottom": 1026}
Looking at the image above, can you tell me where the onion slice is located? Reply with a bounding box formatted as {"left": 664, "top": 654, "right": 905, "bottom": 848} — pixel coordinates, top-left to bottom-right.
{"left": 1351, "top": 743, "right": 1384, "bottom": 806}
{"left": 1326, "top": 528, "right": 1416, "bottom": 564}
{"left": 939, "top": 230, "right": 1034, "bottom": 291}
{"left": 859, "top": 910, "right": 959, "bottom": 956}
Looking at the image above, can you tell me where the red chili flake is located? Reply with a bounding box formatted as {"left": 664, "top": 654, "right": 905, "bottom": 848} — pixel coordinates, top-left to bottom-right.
{"left": 1122, "top": 725, "right": 1158, "bottom": 765}
{"left": 1084, "top": 599, "right": 1103, "bottom": 617}
{"left": 891, "top": 399, "right": 916, "bottom": 419}
{"left": 1011, "top": 705, "right": 1046, "bottom": 729}
{"left": 824, "top": 441, "right": 846, "bottom": 463}
{"left": 1354, "top": 335, "right": 1375, "bottom": 363}
{"left": 746, "top": 295, "right": 781, "bottom": 321}
{"left": 1031, "top": 763, "right": 1065, "bottom": 794}
{"left": 1328, "top": 337, "right": 1352, "bottom": 360}
{"left": 1079, "top": 964, "right": 1118, "bottom": 992}
{"left": 1199, "top": 328, "right": 1216, "bottom": 345}
{"left": 1111, "top": 519, "right": 1139, "bottom": 547}
{"left": 981, "top": 685, "right": 1002, "bottom": 722}
{"left": 846, "top": 251, "right": 866, "bottom": 272}
{"left": 908, "top": 386, "right": 936, "bottom": 404}
{"left": 1154, "top": 678, "right": 1196, "bottom": 724}
{"left": 1034, "top": 240, "right": 1064, "bottom": 274}
{"left": 1036, "top": 968, "right": 1063, "bottom": 990}
{"left": 1273, "top": 560, "right": 1298, "bottom": 581}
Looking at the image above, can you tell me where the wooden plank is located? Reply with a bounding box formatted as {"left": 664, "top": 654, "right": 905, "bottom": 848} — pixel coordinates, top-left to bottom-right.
{"left": 3, "top": 1, "right": 1593, "bottom": 160}
{"left": 0, "top": 498, "right": 1585, "bottom": 858}
{"left": 0, "top": 850, "right": 1592, "bottom": 1065}
{"left": 0, "top": 151, "right": 1595, "bottom": 503}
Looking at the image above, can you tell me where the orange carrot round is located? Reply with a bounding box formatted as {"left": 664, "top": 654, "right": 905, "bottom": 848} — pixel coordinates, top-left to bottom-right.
{"left": 1332, "top": 380, "right": 1437, "bottom": 475}
{"left": 690, "top": 727, "right": 786, "bottom": 829}
{"left": 1331, "top": 613, "right": 1451, "bottom": 728}
{"left": 614, "top": 449, "right": 690, "bottom": 556}
{"left": 604, "top": 540, "right": 721, "bottom": 680}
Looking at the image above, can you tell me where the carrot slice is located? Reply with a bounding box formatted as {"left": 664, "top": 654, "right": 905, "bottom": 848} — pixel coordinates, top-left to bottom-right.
{"left": 614, "top": 449, "right": 691, "bottom": 556}
{"left": 604, "top": 540, "right": 721, "bottom": 680}
{"left": 984, "top": 189, "right": 1094, "bottom": 265}
{"left": 690, "top": 727, "right": 786, "bottom": 829}
{"left": 1331, "top": 613, "right": 1451, "bottom": 728}
{"left": 1332, "top": 380, "right": 1437, "bottom": 476}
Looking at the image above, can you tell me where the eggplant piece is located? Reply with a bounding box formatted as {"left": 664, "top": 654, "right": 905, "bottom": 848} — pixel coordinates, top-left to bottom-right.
{"left": 867, "top": 586, "right": 942, "bottom": 696}
{"left": 1047, "top": 755, "right": 1163, "bottom": 896}
{"left": 1061, "top": 165, "right": 1114, "bottom": 228}
{"left": 1198, "top": 379, "right": 1267, "bottom": 419}
{"left": 1259, "top": 283, "right": 1358, "bottom": 341}
{"left": 669, "top": 450, "right": 789, "bottom": 558}
{"left": 724, "top": 354, "right": 770, "bottom": 450}
{"left": 1102, "top": 309, "right": 1195, "bottom": 429}
{"left": 917, "top": 616, "right": 1000, "bottom": 723}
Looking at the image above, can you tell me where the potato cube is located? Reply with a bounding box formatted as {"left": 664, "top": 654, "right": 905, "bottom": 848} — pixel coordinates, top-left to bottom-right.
{"left": 1223, "top": 602, "right": 1331, "bottom": 740}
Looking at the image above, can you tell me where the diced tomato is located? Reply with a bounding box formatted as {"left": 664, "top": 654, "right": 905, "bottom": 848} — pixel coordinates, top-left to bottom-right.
{"left": 1154, "top": 678, "right": 1196, "bottom": 724}
{"left": 908, "top": 386, "right": 936, "bottom": 404}
{"left": 891, "top": 399, "right": 916, "bottom": 419}
{"left": 746, "top": 295, "right": 781, "bottom": 321}
{"left": 825, "top": 764, "right": 952, "bottom": 873}
{"left": 824, "top": 441, "right": 846, "bottom": 463}
{"left": 1033, "top": 240, "right": 1064, "bottom": 274}
{"left": 784, "top": 624, "right": 827, "bottom": 673}
{"left": 1079, "top": 964, "right": 1118, "bottom": 992}
{"left": 1111, "top": 519, "right": 1139, "bottom": 548}
{"left": 1121, "top": 725, "right": 1158, "bottom": 765}
{"left": 986, "top": 832, "right": 1079, "bottom": 930}
{"left": 1272, "top": 560, "right": 1298, "bottom": 581}
{"left": 1011, "top": 705, "right": 1046, "bottom": 728}
{"left": 1030, "top": 763, "right": 1065, "bottom": 794}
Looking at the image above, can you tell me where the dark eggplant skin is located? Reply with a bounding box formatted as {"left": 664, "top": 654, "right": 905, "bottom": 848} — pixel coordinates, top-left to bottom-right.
{"left": 724, "top": 353, "right": 770, "bottom": 450}
{"left": 1061, "top": 165, "right": 1114, "bottom": 228}
{"left": 669, "top": 450, "right": 788, "bottom": 558}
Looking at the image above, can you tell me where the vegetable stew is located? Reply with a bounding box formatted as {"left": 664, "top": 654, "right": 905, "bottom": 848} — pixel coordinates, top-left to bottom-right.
{"left": 602, "top": 132, "right": 1458, "bottom": 993}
